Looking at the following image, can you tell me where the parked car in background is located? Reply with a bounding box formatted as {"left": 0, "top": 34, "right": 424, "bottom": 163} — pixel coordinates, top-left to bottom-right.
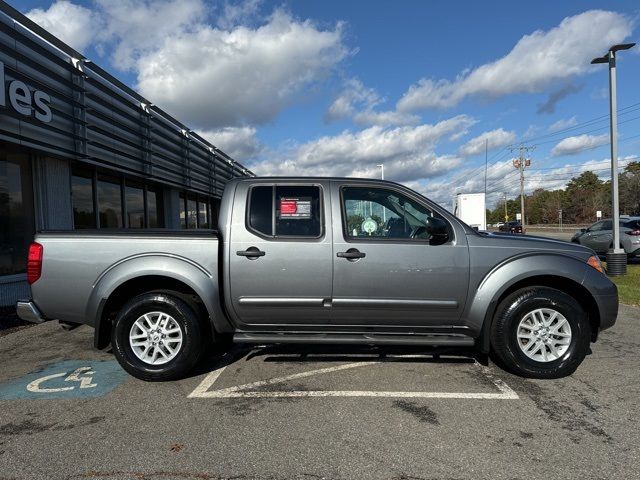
{"left": 499, "top": 221, "right": 523, "bottom": 234}
{"left": 571, "top": 217, "right": 640, "bottom": 258}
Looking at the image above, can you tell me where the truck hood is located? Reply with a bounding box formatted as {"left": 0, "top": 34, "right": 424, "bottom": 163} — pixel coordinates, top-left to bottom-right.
{"left": 474, "top": 231, "right": 595, "bottom": 260}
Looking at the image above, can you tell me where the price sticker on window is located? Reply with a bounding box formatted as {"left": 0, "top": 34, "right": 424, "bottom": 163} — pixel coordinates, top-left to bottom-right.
{"left": 279, "top": 197, "right": 312, "bottom": 219}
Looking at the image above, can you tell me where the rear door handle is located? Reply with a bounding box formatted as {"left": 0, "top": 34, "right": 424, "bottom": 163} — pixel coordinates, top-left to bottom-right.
{"left": 337, "top": 248, "right": 366, "bottom": 260}
{"left": 237, "top": 247, "right": 266, "bottom": 259}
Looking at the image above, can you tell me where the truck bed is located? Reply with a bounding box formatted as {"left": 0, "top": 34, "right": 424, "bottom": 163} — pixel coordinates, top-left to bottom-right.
{"left": 31, "top": 230, "right": 219, "bottom": 326}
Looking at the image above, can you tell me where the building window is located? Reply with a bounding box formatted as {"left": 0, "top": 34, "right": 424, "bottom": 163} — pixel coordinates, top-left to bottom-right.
{"left": 180, "top": 192, "right": 215, "bottom": 229}
{"left": 0, "top": 143, "right": 35, "bottom": 275}
{"left": 198, "top": 199, "right": 208, "bottom": 228}
{"left": 125, "top": 181, "right": 144, "bottom": 229}
{"left": 147, "top": 189, "right": 159, "bottom": 228}
{"left": 97, "top": 174, "right": 123, "bottom": 228}
{"left": 71, "top": 170, "right": 95, "bottom": 229}
{"left": 71, "top": 165, "right": 163, "bottom": 229}
{"left": 187, "top": 196, "right": 197, "bottom": 229}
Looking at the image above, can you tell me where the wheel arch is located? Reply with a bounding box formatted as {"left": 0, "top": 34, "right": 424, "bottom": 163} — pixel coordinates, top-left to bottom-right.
{"left": 477, "top": 274, "right": 600, "bottom": 353}
{"left": 89, "top": 255, "right": 230, "bottom": 349}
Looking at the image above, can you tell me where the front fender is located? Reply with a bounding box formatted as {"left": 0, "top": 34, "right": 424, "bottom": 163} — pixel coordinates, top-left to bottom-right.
{"left": 87, "top": 254, "right": 229, "bottom": 342}
{"left": 466, "top": 253, "right": 589, "bottom": 339}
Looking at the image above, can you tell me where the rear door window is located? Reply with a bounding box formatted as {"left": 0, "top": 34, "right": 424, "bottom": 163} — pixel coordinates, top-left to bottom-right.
{"left": 247, "top": 185, "right": 323, "bottom": 238}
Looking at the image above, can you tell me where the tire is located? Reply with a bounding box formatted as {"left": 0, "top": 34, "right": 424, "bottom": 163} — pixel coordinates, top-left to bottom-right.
{"left": 111, "top": 292, "right": 204, "bottom": 381}
{"left": 490, "top": 287, "right": 591, "bottom": 379}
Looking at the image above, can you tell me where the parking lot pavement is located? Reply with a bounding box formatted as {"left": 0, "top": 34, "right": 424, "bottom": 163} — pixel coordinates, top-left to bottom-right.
{"left": 1, "top": 307, "right": 639, "bottom": 480}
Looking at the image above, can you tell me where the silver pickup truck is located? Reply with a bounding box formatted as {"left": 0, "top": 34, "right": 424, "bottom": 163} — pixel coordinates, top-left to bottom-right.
{"left": 17, "top": 177, "right": 618, "bottom": 381}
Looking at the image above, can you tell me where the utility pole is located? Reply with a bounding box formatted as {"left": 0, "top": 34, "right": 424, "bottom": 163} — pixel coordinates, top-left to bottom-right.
{"left": 510, "top": 144, "right": 534, "bottom": 230}
{"left": 484, "top": 139, "right": 488, "bottom": 231}
{"left": 503, "top": 193, "right": 508, "bottom": 222}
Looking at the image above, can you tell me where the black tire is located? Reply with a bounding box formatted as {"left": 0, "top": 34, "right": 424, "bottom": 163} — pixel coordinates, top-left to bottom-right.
{"left": 111, "top": 292, "right": 204, "bottom": 381}
{"left": 490, "top": 287, "right": 591, "bottom": 379}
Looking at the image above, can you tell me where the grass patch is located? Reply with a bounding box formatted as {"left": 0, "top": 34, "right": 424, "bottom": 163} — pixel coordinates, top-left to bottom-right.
{"left": 605, "top": 262, "right": 640, "bottom": 306}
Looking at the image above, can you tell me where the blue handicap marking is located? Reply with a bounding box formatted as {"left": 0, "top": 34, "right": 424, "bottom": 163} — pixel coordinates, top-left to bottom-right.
{"left": 0, "top": 360, "right": 129, "bottom": 400}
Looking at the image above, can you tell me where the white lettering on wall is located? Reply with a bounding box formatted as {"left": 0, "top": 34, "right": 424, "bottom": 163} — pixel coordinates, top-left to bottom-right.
{"left": 0, "top": 60, "right": 52, "bottom": 123}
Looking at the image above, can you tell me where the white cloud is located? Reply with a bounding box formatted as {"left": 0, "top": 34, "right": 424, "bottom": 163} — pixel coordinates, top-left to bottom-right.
{"left": 216, "top": 0, "right": 262, "bottom": 30}
{"left": 26, "top": 1, "right": 100, "bottom": 52}
{"left": 136, "top": 10, "right": 348, "bottom": 129}
{"left": 93, "top": 0, "right": 206, "bottom": 70}
{"left": 548, "top": 116, "right": 578, "bottom": 132}
{"left": 397, "top": 10, "right": 632, "bottom": 111}
{"left": 28, "top": 2, "right": 348, "bottom": 131}
{"left": 326, "top": 78, "right": 418, "bottom": 127}
{"left": 551, "top": 134, "right": 609, "bottom": 156}
{"left": 197, "top": 126, "right": 262, "bottom": 161}
{"left": 458, "top": 128, "right": 516, "bottom": 157}
{"left": 251, "top": 115, "right": 475, "bottom": 183}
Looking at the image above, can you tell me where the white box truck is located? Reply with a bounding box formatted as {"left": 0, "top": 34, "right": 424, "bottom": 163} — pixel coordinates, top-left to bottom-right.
{"left": 453, "top": 193, "right": 486, "bottom": 231}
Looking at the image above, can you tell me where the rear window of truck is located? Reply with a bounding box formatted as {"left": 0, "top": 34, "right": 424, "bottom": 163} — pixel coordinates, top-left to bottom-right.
{"left": 248, "top": 185, "right": 322, "bottom": 238}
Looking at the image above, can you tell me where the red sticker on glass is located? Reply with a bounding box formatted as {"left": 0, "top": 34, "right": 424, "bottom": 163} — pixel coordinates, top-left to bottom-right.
{"left": 280, "top": 200, "right": 298, "bottom": 215}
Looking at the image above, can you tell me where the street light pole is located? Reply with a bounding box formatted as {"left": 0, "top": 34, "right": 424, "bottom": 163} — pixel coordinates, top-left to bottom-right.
{"left": 591, "top": 42, "right": 635, "bottom": 276}
{"left": 377, "top": 164, "right": 385, "bottom": 222}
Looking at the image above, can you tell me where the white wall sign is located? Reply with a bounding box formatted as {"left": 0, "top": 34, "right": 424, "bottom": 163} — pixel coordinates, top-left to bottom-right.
{"left": 596, "top": 210, "right": 602, "bottom": 219}
{"left": 0, "top": 61, "right": 52, "bottom": 123}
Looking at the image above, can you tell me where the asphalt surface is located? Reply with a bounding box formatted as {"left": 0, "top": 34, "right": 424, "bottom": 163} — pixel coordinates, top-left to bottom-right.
{"left": 0, "top": 305, "right": 639, "bottom": 480}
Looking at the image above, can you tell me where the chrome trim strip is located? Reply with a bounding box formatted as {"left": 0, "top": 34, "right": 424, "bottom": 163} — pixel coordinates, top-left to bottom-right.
{"left": 331, "top": 298, "right": 459, "bottom": 309}
{"left": 238, "top": 297, "right": 326, "bottom": 307}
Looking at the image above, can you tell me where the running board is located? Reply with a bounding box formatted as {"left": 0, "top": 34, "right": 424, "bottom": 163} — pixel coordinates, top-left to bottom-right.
{"left": 233, "top": 332, "right": 475, "bottom": 347}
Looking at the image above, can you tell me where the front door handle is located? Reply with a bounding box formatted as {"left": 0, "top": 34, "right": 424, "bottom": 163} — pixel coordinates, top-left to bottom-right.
{"left": 237, "top": 247, "right": 266, "bottom": 259}
{"left": 337, "top": 248, "right": 366, "bottom": 260}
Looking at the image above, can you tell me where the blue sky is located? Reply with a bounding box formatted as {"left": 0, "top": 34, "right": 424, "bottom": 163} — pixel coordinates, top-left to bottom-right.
{"left": 15, "top": 0, "right": 640, "bottom": 206}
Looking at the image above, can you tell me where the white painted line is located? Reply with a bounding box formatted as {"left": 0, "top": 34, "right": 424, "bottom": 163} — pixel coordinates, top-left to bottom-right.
{"left": 188, "top": 356, "right": 519, "bottom": 400}
{"left": 195, "top": 390, "right": 517, "bottom": 399}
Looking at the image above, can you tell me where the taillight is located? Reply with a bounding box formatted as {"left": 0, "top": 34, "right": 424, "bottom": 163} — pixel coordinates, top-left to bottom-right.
{"left": 27, "top": 242, "right": 43, "bottom": 285}
{"left": 626, "top": 230, "right": 640, "bottom": 236}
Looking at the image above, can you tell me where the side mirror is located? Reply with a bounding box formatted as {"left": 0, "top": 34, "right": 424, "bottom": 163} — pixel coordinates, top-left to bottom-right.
{"left": 426, "top": 217, "right": 449, "bottom": 244}
{"left": 580, "top": 228, "right": 586, "bottom": 233}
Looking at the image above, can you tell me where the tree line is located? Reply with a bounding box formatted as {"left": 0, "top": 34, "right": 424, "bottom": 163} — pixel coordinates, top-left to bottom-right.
{"left": 487, "top": 161, "right": 640, "bottom": 225}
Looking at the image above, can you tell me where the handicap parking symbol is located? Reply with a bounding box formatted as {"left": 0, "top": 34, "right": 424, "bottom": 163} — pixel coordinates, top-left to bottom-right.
{"left": 0, "top": 360, "right": 128, "bottom": 400}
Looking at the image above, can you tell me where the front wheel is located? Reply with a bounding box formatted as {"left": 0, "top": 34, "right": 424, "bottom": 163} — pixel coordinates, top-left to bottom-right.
{"left": 490, "top": 287, "right": 591, "bottom": 379}
{"left": 111, "top": 292, "right": 204, "bottom": 381}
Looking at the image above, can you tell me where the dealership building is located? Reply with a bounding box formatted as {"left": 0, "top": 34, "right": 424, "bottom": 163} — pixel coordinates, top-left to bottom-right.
{"left": 0, "top": 3, "right": 253, "bottom": 307}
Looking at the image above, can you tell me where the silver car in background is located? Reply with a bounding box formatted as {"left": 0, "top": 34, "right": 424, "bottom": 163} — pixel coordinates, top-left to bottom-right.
{"left": 572, "top": 216, "right": 640, "bottom": 258}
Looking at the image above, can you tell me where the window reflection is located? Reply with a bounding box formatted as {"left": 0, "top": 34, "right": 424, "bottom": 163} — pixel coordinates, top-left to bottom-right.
{"left": 187, "top": 197, "right": 197, "bottom": 229}
{"left": 71, "top": 173, "right": 95, "bottom": 229}
{"left": 0, "top": 145, "right": 34, "bottom": 275}
{"left": 125, "top": 184, "right": 144, "bottom": 228}
{"left": 148, "top": 190, "right": 158, "bottom": 228}
{"left": 198, "top": 199, "right": 208, "bottom": 228}
{"left": 97, "top": 176, "right": 123, "bottom": 228}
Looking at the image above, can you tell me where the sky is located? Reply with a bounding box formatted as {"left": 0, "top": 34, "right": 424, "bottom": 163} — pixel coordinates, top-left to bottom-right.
{"left": 14, "top": 0, "right": 640, "bottom": 208}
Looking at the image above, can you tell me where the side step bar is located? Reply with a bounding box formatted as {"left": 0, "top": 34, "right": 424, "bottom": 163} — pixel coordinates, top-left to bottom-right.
{"left": 233, "top": 332, "right": 475, "bottom": 347}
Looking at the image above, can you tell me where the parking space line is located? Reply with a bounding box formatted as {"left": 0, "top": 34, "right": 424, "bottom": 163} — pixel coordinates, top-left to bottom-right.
{"left": 188, "top": 357, "right": 519, "bottom": 400}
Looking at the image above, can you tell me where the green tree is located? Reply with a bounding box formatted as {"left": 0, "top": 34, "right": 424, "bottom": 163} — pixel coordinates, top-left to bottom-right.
{"left": 620, "top": 161, "right": 640, "bottom": 215}
{"left": 564, "top": 171, "right": 608, "bottom": 223}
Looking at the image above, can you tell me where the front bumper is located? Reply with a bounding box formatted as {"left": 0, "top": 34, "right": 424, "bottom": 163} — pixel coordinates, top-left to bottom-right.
{"left": 16, "top": 300, "right": 46, "bottom": 324}
{"left": 594, "top": 293, "right": 619, "bottom": 332}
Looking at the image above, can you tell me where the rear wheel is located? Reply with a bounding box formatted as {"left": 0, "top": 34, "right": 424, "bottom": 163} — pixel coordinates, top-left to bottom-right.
{"left": 490, "top": 287, "right": 591, "bottom": 379}
{"left": 112, "top": 292, "right": 204, "bottom": 381}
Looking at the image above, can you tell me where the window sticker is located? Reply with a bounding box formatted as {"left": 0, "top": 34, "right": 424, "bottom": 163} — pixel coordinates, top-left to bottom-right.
{"left": 279, "top": 197, "right": 312, "bottom": 219}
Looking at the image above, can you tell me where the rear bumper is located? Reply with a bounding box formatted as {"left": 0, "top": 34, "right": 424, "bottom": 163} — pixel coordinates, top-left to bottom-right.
{"left": 16, "top": 300, "right": 46, "bottom": 324}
